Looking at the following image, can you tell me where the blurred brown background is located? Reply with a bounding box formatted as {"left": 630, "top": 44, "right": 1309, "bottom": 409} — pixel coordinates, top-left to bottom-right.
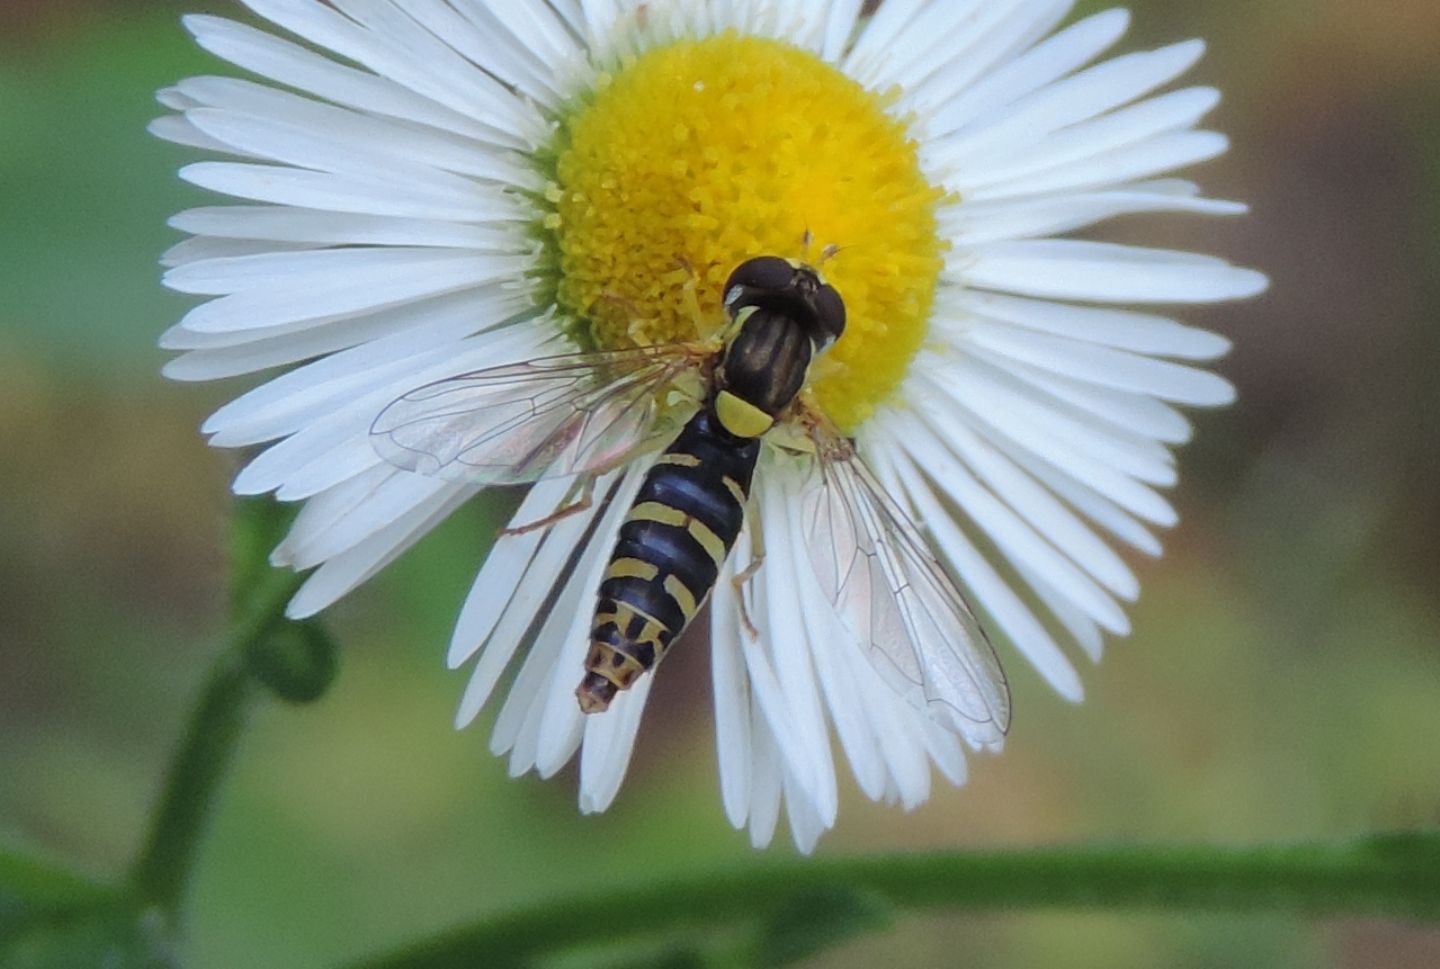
{"left": 2, "top": 1, "right": 1438, "bottom": 966}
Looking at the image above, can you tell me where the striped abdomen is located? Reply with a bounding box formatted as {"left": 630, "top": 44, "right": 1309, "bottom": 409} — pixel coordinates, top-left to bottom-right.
{"left": 577, "top": 409, "right": 759, "bottom": 713}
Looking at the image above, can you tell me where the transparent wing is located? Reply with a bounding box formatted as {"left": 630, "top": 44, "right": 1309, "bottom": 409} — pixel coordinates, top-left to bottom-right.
{"left": 798, "top": 412, "right": 1011, "bottom": 747}
{"left": 371, "top": 342, "right": 713, "bottom": 485}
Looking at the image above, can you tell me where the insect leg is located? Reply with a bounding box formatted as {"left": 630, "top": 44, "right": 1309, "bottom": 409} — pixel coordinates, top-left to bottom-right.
{"left": 731, "top": 512, "right": 766, "bottom": 639}
{"left": 594, "top": 290, "right": 643, "bottom": 318}
{"left": 662, "top": 255, "right": 708, "bottom": 337}
{"left": 499, "top": 474, "right": 596, "bottom": 537}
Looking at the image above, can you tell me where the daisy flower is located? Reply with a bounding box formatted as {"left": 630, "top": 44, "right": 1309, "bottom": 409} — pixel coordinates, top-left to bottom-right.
{"left": 155, "top": 0, "right": 1265, "bottom": 851}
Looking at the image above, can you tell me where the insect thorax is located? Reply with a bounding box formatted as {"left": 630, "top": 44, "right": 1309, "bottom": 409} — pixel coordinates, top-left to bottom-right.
{"left": 716, "top": 306, "right": 817, "bottom": 423}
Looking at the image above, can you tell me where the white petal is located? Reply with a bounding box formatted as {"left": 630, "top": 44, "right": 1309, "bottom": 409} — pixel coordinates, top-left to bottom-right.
{"left": 752, "top": 473, "right": 840, "bottom": 825}
{"left": 163, "top": 292, "right": 536, "bottom": 381}
{"left": 921, "top": 9, "right": 1131, "bottom": 136}
{"left": 271, "top": 463, "right": 393, "bottom": 568}
{"left": 453, "top": 479, "right": 598, "bottom": 727}
{"left": 1021, "top": 563, "right": 1106, "bottom": 663}
{"left": 913, "top": 403, "right": 1139, "bottom": 601}
{"left": 281, "top": 470, "right": 450, "bottom": 569}
{"left": 1001, "top": 444, "right": 1164, "bottom": 557}
{"left": 209, "top": 351, "right": 431, "bottom": 448}
{"left": 489, "top": 470, "right": 634, "bottom": 760}
{"left": 793, "top": 560, "right": 888, "bottom": 802}
{"left": 781, "top": 762, "right": 830, "bottom": 854}
{"left": 736, "top": 577, "right": 832, "bottom": 821}
{"left": 531, "top": 631, "right": 594, "bottom": 779}
{"left": 850, "top": 0, "right": 1063, "bottom": 92}
{"left": 534, "top": 471, "right": 648, "bottom": 778}
{"left": 161, "top": 236, "right": 318, "bottom": 268}
{"left": 179, "top": 161, "right": 520, "bottom": 223}
{"left": 886, "top": 0, "right": 1071, "bottom": 104}
{"left": 946, "top": 187, "right": 1246, "bottom": 246}
{"left": 181, "top": 96, "right": 531, "bottom": 186}
{"left": 865, "top": 433, "right": 1084, "bottom": 703}
{"left": 960, "top": 342, "right": 1195, "bottom": 446}
{"left": 963, "top": 320, "right": 1235, "bottom": 406}
{"left": 170, "top": 206, "right": 527, "bottom": 250}
{"left": 149, "top": 114, "right": 260, "bottom": 157}
{"left": 962, "top": 130, "right": 1231, "bottom": 202}
{"left": 895, "top": 413, "right": 1131, "bottom": 634}
{"left": 168, "top": 249, "right": 526, "bottom": 333}
{"left": 925, "top": 352, "right": 1179, "bottom": 490}
{"left": 919, "top": 718, "right": 969, "bottom": 790}
{"left": 745, "top": 702, "right": 784, "bottom": 849}
{"left": 202, "top": 308, "right": 543, "bottom": 447}
{"left": 238, "top": 0, "right": 537, "bottom": 142}
{"left": 965, "top": 240, "right": 1269, "bottom": 304}
{"left": 578, "top": 674, "right": 654, "bottom": 814}
{"left": 819, "top": 0, "right": 865, "bottom": 61}
{"left": 183, "top": 14, "right": 500, "bottom": 142}
{"left": 951, "top": 38, "right": 1206, "bottom": 164}
{"left": 397, "top": 0, "right": 582, "bottom": 106}
{"left": 391, "top": 2, "right": 549, "bottom": 101}
{"left": 959, "top": 291, "right": 1233, "bottom": 360}
{"left": 285, "top": 483, "right": 473, "bottom": 617}
{"left": 546, "top": 0, "right": 587, "bottom": 35}
{"left": 862, "top": 676, "right": 939, "bottom": 809}
{"left": 449, "top": 479, "right": 567, "bottom": 668}
{"left": 230, "top": 328, "right": 548, "bottom": 498}
{"left": 842, "top": 0, "right": 928, "bottom": 73}
{"left": 954, "top": 87, "right": 1221, "bottom": 191}
{"left": 477, "top": 0, "right": 583, "bottom": 67}
{"left": 711, "top": 562, "right": 753, "bottom": 829}
{"left": 156, "top": 85, "right": 202, "bottom": 111}
{"left": 578, "top": 0, "right": 622, "bottom": 46}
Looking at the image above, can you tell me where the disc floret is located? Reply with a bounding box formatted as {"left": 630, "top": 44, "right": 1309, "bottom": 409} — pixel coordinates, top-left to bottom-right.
{"left": 542, "top": 33, "right": 949, "bottom": 432}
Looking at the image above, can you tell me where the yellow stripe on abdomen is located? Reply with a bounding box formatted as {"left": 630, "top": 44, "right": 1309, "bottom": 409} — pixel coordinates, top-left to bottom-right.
{"left": 663, "top": 573, "right": 699, "bottom": 622}
{"left": 627, "top": 501, "right": 689, "bottom": 527}
{"left": 605, "top": 557, "right": 659, "bottom": 582}
{"left": 685, "top": 518, "right": 727, "bottom": 567}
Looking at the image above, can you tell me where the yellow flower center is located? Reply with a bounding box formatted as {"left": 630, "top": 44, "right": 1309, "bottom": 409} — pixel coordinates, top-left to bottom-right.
{"left": 546, "top": 33, "right": 948, "bottom": 432}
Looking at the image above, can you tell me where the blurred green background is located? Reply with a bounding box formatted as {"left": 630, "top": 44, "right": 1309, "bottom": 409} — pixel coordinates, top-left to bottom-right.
{"left": 2, "top": 1, "right": 1439, "bottom": 966}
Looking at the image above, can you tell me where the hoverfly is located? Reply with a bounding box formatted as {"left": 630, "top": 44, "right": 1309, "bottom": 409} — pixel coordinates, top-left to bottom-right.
{"left": 370, "top": 256, "right": 1010, "bottom": 746}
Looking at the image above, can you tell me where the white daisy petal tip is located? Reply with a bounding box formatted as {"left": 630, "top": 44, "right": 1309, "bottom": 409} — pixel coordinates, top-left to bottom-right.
{"left": 1198, "top": 373, "right": 1239, "bottom": 408}
{"left": 445, "top": 640, "right": 475, "bottom": 672}
{"left": 179, "top": 12, "right": 219, "bottom": 38}
{"left": 1207, "top": 198, "right": 1250, "bottom": 217}
{"left": 159, "top": 0, "right": 1263, "bottom": 849}
{"left": 146, "top": 115, "right": 183, "bottom": 140}
{"left": 158, "top": 355, "right": 196, "bottom": 381}
{"left": 281, "top": 587, "right": 321, "bottom": 622}
{"left": 1089, "top": 7, "right": 1133, "bottom": 38}
{"left": 451, "top": 705, "right": 477, "bottom": 732}
{"left": 1223, "top": 266, "right": 1271, "bottom": 301}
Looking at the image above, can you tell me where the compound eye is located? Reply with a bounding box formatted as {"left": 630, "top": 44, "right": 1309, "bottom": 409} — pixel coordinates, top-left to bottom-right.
{"left": 724, "top": 256, "right": 796, "bottom": 305}
{"left": 812, "top": 283, "right": 846, "bottom": 346}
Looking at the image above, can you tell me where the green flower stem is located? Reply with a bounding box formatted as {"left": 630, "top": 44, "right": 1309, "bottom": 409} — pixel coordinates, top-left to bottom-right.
{"left": 128, "top": 565, "right": 305, "bottom": 918}
{"left": 0, "top": 847, "right": 116, "bottom": 913}
{"left": 350, "top": 832, "right": 1440, "bottom": 969}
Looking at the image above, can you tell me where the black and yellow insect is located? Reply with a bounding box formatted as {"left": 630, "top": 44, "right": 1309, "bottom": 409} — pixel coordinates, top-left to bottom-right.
{"left": 576, "top": 257, "right": 845, "bottom": 712}
{"left": 371, "top": 256, "right": 1010, "bottom": 746}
